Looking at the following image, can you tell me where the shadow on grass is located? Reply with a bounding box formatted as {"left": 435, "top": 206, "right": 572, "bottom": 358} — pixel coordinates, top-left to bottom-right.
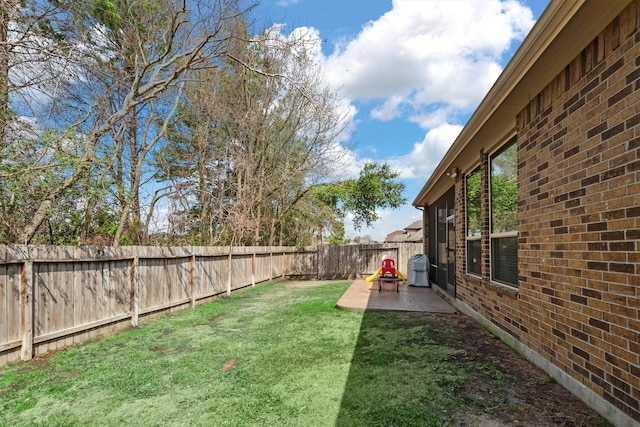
{"left": 335, "top": 309, "right": 463, "bottom": 427}
{"left": 334, "top": 302, "right": 613, "bottom": 427}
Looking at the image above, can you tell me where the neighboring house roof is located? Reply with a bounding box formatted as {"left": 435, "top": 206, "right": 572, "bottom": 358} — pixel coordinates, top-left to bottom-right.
{"left": 413, "top": 0, "right": 630, "bottom": 207}
{"left": 385, "top": 230, "right": 405, "bottom": 242}
{"left": 403, "top": 229, "right": 423, "bottom": 242}
{"left": 404, "top": 220, "right": 422, "bottom": 232}
{"left": 385, "top": 221, "right": 423, "bottom": 242}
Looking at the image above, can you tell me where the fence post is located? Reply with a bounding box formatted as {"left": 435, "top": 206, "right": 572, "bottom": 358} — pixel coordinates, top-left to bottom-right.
{"left": 226, "top": 253, "right": 232, "bottom": 296}
{"left": 131, "top": 257, "right": 139, "bottom": 327}
{"left": 251, "top": 251, "right": 256, "bottom": 287}
{"left": 20, "top": 261, "right": 33, "bottom": 361}
{"left": 190, "top": 254, "right": 196, "bottom": 307}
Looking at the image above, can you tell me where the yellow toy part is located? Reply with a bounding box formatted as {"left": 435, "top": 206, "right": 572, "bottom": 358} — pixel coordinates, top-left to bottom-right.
{"left": 365, "top": 268, "right": 382, "bottom": 282}
{"left": 397, "top": 270, "right": 407, "bottom": 283}
{"left": 365, "top": 267, "right": 407, "bottom": 283}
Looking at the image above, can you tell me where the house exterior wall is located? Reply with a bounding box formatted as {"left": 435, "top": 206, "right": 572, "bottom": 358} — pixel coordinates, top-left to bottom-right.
{"left": 450, "top": 2, "right": 640, "bottom": 424}
{"left": 422, "top": 206, "right": 429, "bottom": 258}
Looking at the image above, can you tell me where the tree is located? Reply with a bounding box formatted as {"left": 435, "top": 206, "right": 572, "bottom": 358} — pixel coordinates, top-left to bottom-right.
{"left": 491, "top": 141, "right": 517, "bottom": 233}
{"left": 0, "top": 0, "right": 67, "bottom": 242}
{"left": 0, "top": 0, "right": 15, "bottom": 143}
{"left": 2, "top": 2, "right": 405, "bottom": 246}
{"left": 155, "top": 24, "right": 350, "bottom": 246}
{"left": 312, "top": 162, "right": 407, "bottom": 234}
{"left": 466, "top": 169, "right": 481, "bottom": 236}
{"left": 0, "top": 0, "right": 256, "bottom": 244}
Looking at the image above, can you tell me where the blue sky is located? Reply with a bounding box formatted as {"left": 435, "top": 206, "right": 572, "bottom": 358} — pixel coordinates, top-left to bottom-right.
{"left": 251, "top": 0, "right": 550, "bottom": 241}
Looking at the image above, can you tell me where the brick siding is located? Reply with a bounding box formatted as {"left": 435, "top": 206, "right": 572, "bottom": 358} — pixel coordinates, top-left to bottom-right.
{"left": 453, "top": 2, "right": 640, "bottom": 422}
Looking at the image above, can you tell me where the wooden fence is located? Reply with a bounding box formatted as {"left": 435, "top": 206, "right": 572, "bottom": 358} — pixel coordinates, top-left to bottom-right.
{"left": 0, "top": 242, "right": 422, "bottom": 368}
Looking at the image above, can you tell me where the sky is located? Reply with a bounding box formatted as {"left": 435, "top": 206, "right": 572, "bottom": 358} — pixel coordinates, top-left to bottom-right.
{"left": 250, "top": 0, "right": 550, "bottom": 242}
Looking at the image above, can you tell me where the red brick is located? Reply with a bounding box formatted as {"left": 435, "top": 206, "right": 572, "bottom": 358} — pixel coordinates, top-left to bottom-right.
{"left": 451, "top": 3, "right": 640, "bottom": 423}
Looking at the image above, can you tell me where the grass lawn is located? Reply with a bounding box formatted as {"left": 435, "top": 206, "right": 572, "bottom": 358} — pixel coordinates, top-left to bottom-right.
{"left": 0, "top": 280, "right": 608, "bottom": 426}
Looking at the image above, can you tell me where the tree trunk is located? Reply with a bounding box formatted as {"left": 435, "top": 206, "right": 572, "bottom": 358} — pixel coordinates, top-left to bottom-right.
{"left": 112, "top": 202, "right": 130, "bottom": 246}
{"left": 0, "top": 1, "right": 14, "bottom": 144}
{"left": 128, "top": 107, "right": 141, "bottom": 224}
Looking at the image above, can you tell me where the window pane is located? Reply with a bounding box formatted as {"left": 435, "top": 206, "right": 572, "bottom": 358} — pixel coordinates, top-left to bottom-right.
{"left": 467, "top": 239, "right": 481, "bottom": 275}
{"left": 437, "top": 207, "right": 447, "bottom": 268}
{"left": 466, "top": 169, "right": 481, "bottom": 237}
{"left": 491, "top": 141, "right": 517, "bottom": 233}
{"left": 491, "top": 236, "right": 518, "bottom": 286}
{"left": 428, "top": 204, "right": 437, "bottom": 267}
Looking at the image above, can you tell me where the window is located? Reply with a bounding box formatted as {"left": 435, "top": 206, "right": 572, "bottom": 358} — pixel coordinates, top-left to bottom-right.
{"left": 466, "top": 168, "right": 481, "bottom": 275}
{"left": 490, "top": 139, "right": 518, "bottom": 286}
{"left": 437, "top": 207, "right": 447, "bottom": 269}
{"left": 428, "top": 188, "right": 455, "bottom": 292}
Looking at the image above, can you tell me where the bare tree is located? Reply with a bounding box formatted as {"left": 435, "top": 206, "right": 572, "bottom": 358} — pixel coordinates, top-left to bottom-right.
{"left": 0, "top": 0, "right": 14, "bottom": 143}
{"left": 4, "top": 2, "right": 376, "bottom": 246}
{"left": 1, "top": 0, "right": 255, "bottom": 244}
{"left": 156, "top": 25, "right": 350, "bottom": 246}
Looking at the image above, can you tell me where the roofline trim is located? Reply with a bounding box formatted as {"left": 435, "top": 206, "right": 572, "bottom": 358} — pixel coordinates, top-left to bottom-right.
{"left": 413, "top": 0, "right": 586, "bottom": 206}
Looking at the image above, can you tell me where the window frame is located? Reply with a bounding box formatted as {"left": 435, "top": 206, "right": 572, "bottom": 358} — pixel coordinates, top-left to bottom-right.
{"left": 489, "top": 137, "right": 518, "bottom": 287}
{"left": 465, "top": 167, "right": 482, "bottom": 277}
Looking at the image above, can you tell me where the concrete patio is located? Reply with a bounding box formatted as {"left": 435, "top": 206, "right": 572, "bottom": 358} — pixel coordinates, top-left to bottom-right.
{"left": 336, "top": 279, "right": 457, "bottom": 313}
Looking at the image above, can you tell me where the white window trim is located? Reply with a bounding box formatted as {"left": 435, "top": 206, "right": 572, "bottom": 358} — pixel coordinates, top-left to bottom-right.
{"left": 465, "top": 168, "right": 482, "bottom": 276}
{"left": 489, "top": 137, "right": 518, "bottom": 287}
{"left": 489, "top": 230, "right": 517, "bottom": 239}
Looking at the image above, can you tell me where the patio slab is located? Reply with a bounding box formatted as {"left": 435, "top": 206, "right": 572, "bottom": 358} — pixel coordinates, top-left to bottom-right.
{"left": 336, "top": 279, "right": 457, "bottom": 313}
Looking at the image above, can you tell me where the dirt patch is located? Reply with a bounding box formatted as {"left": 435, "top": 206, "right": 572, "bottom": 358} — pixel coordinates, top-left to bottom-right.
{"left": 17, "top": 356, "right": 52, "bottom": 373}
{"left": 220, "top": 359, "right": 235, "bottom": 371}
{"left": 442, "top": 314, "right": 610, "bottom": 427}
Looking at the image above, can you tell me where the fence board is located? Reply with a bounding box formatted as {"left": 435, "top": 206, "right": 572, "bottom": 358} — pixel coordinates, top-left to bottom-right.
{"left": 0, "top": 265, "right": 7, "bottom": 370}
{"left": 286, "top": 250, "right": 317, "bottom": 279}
{"left": 358, "top": 246, "right": 393, "bottom": 276}
{"left": 230, "top": 254, "right": 253, "bottom": 291}
{"left": 255, "top": 253, "right": 271, "bottom": 283}
{"left": 0, "top": 243, "right": 420, "bottom": 368}
{"left": 196, "top": 255, "right": 227, "bottom": 299}
{"left": 33, "top": 263, "right": 49, "bottom": 340}
{"left": 74, "top": 262, "right": 89, "bottom": 345}
{"left": 61, "top": 262, "right": 75, "bottom": 350}
{"left": 0, "top": 263, "right": 22, "bottom": 365}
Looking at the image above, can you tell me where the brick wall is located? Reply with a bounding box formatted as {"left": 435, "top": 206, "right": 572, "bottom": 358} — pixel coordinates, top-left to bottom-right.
{"left": 454, "top": 1, "right": 640, "bottom": 422}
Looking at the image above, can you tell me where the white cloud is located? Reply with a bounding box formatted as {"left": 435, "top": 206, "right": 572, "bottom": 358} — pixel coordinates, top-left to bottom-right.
{"left": 408, "top": 107, "right": 453, "bottom": 129}
{"left": 323, "top": 141, "right": 370, "bottom": 181}
{"left": 391, "top": 123, "right": 463, "bottom": 179}
{"left": 370, "top": 96, "right": 404, "bottom": 121}
{"left": 341, "top": 123, "right": 463, "bottom": 241}
{"left": 323, "top": 0, "right": 534, "bottom": 116}
{"left": 266, "top": 0, "right": 534, "bottom": 169}
{"left": 276, "top": 0, "right": 303, "bottom": 5}
{"left": 269, "top": 1, "right": 536, "bottom": 242}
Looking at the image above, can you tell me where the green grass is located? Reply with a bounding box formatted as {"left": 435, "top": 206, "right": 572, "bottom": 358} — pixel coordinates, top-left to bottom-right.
{"left": 0, "top": 280, "right": 604, "bottom": 426}
{"left": 1, "top": 282, "right": 361, "bottom": 427}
